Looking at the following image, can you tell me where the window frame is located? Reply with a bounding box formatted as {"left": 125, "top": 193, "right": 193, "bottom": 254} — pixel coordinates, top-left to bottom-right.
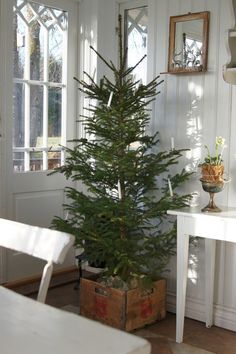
{"left": 123, "top": 3, "right": 148, "bottom": 83}
{"left": 12, "top": 0, "right": 70, "bottom": 172}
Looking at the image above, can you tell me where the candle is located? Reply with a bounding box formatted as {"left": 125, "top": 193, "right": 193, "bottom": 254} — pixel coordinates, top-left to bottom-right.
{"left": 117, "top": 180, "right": 122, "bottom": 199}
{"left": 220, "top": 144, "right": 227, "bottom": 160}
{"left": 65, "top": 211, "right": 69, "bottom": 221}
{"left": 92, "top": 68, "right": 96, "bottom": 81}
{"left": 107, "top": 91, "right": 113, "bottom": 107}
{"left": 168, "top": 178, "right": 173, "bottom": 197}
{"left": 171, "top": 137, "right": 175, "bottom": 150}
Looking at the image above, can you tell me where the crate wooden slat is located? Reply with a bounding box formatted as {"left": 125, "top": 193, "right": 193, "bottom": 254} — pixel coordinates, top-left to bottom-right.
{"left": 125, "top": 278, "right": 166, "bottom": 331}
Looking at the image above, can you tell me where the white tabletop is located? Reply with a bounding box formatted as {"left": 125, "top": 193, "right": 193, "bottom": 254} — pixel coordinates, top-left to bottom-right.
{"left": 0, "top": 286, "right": 151, "bottom": 354}
{"left": 168, "top": 206, "right": 236, "bottom": 243}
{"left": 167, "top": 206, "right": 236, "bottom": 219}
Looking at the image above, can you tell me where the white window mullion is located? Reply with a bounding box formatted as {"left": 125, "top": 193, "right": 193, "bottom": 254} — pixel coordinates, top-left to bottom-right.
{"left": 24, "top": 26, "right": 30, "bottom": 172}
{"left": 14, "top": 78, "right": 65, "bottom": 88}
{"left": 61, "top": 29, "right": 68, "bottom": 165}
{"left": 43, "top": 85, "right": 48, "bottom": 170}
{"left": 43, "top": 27, "right": 49, "bottom": 170}
{"left": 25, "top": 84, "right": 30, "bottom": 171}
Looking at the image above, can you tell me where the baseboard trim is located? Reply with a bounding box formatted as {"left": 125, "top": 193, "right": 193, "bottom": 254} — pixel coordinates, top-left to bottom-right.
{"left": 167, "top": 291, "right": 236, "bottom": 332}
{"left": 213, "top": 304, "right": 236, "bottom": 331}
{"left": 4, "top": 266, "right": 78, "bottom": 295}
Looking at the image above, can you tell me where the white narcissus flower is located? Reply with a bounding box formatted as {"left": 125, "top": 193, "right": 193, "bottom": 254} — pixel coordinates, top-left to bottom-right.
{"left": 202, "top": 137, "right": 227, "bottom": 165}
{"left": 216, "top": 136, "right": 225, "bottom": 146}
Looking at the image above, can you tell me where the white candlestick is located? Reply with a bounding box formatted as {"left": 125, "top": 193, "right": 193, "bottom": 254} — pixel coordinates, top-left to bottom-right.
{"left": 118, "top": 180, "right": 122, "bottom": 199}
{"left": 107, "top": 91, "right": 113, "bottom": 107}
{"left": 171, "top": 137, "right": 175, "bottom": 150}
{"left": 168, "top": 178, "right": 173, "bottom": 197}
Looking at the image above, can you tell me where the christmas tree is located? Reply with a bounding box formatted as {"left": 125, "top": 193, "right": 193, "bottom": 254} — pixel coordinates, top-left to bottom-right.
{"left": 51, "top": 16, "right": 192, "bottom": 288}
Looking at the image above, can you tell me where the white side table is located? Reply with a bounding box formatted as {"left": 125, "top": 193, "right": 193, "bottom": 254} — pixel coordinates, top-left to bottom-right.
{"left": 167, "top": 206, "right": 236, "bottom": 343}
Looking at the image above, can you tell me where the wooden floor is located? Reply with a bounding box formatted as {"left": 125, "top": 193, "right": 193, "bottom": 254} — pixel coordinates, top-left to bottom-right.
{"left": 26, "top": 283, "right": 236, "bottom": 354}
{"left": 26, "top": 281, "right": 236, "bottom": 354}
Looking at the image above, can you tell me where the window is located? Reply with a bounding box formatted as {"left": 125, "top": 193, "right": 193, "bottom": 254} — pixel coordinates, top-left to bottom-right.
{"left": 13, "top": 0, "right": 68, "bottom": 172}
{"left": 124, "top": 5, "right": 148, "bottom": 84}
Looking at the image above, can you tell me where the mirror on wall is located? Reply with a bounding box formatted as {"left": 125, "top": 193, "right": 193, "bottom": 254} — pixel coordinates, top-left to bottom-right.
{"left": 223, "top": 0, "right": 236, "bottom": 84}
{"left": 168, "top": 11, "right": 210, "bottom": 74}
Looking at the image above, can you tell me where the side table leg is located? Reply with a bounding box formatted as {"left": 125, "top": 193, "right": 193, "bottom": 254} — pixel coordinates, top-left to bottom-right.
{"left": 176, "top": 220, "right": 189, "bottom": 343}
{"left": 205, "top": 238, "right": 216, "bottom": 328}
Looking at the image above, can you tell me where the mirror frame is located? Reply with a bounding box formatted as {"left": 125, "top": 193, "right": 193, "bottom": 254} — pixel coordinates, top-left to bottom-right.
{"left": 167, "top": 11, "right": 210, "bottom": 74}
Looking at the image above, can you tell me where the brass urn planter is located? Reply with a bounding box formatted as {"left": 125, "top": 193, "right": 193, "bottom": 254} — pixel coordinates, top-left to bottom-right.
{"left": 201, "top": 164, "right": 224, "bottom": 183}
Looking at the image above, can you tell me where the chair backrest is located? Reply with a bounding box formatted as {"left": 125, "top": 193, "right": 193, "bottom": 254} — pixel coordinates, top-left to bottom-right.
{"left": 0, "top": 218, "right": 75, "bottom": 303}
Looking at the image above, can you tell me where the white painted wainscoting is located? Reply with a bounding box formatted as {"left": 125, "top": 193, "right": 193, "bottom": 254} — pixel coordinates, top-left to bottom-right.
{"left": 78, "top": 0, "right": 236, "bottom": 332}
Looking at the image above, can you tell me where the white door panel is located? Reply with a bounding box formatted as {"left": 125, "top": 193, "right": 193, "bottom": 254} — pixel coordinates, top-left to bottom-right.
{"left": 14, "top": 190, "right": 65, "bottom": 227}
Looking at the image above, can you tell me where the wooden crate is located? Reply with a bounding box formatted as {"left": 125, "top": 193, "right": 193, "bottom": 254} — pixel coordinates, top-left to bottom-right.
{"left": 79, "top": 277, "right": 166, "bottom": 331}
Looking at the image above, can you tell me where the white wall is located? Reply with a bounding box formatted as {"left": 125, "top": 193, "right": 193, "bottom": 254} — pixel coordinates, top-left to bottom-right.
{"left": 150, "top": 0, "right": 236, "bottom": 332}
{"left": 79, "top": 0, "right": 236, "bottom": 331}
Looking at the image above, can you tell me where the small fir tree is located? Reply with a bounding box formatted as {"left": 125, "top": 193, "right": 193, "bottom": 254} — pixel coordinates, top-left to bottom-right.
{"left": 51, "top": 16, "right": 192, "bottom": 288}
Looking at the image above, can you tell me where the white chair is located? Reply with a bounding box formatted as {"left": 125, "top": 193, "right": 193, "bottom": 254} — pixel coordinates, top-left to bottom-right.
{"left": 0, "top": 218, "right": 75, "bottom": 303}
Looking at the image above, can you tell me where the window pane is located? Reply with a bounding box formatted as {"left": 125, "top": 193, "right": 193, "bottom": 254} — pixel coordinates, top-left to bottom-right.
{"left": 13, "top": 83, "right": 25, "bottom": 147}
{"left": 13, "top": 14, "right": 25, "bottom": 79}
{"left": 48, "top": 87, "right": 61, "bottom": 144}
{"left": 53, "top": 9, "right": 63, "bottom": 17}
{"left": 49, "top": 26, "right": 63, "bottom": 83}
{"left": 30, "top": 85, "right": 43, "bottom": 147}
{"left": 21, "top": 2, "right": 34, "bottom": 22}
{"left": 13, "top": 152, "right": 24, "bottom": 172}
{"left": 29, "top": 20, "right": 44, "bottom": 81}
{"left": 48, "top": 151, "right": 61, "bottom": 169}
{"left": 30, "top": 151, "right": 43, "bottom": 171}
{"left": 125, "top": 6, "right": 148, "bottom": 83}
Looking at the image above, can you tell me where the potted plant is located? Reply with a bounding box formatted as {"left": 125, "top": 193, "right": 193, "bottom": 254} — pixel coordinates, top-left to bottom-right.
{"left": 51, "top": 16, "right": 192, "bottom": 331}
{"left": 200, "top": 136, "right": 226, "bottom": 183}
